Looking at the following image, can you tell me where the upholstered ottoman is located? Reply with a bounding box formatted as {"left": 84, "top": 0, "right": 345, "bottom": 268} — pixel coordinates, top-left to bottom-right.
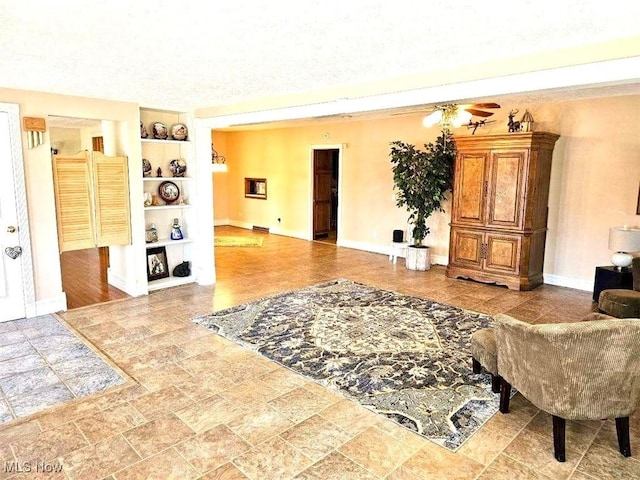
{"left": 470, "top": 328, "right": 501, "bottom": 393}
{"left": 599, "top": 290, "right": 640, "bottom": 318}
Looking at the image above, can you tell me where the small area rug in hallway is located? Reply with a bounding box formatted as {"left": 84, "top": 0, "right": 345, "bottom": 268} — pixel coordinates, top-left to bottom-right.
{"left": 192, "top": 279, "right": 497, "bottom": 451}
{"left": 214, "top": 236, "right": 263, "bottom": 247}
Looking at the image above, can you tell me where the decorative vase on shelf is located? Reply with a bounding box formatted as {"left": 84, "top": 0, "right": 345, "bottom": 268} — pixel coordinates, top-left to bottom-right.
{"left": 170, "top": 123, "right": 188, "bottom": 141}
{"left": 145, "top": 223, "right": 158, "bottom": 243}
{"left": 169, "top": 159, "right": 187, "bottom": 177}
{"left": 152, "top": 122, "right": 168, "bottom": 140}
{"left": 143, "top": 192, "right": 152, "bottom": 207}
{"left": 142, "top": 158, "right": 152, "bottom": 177}
{"left": 170, "top": 218, "right": 184, "bottom": 240}
{"left": 140, "top": 121, "right": 148, "bottom": 139}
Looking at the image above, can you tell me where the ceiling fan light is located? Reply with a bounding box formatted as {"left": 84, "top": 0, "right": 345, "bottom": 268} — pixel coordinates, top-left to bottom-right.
{"left": 452, "top": 110, "right": 472, "bottom": 127}
{"left": 422, "top": 110, "right": 442, "bottom": 127}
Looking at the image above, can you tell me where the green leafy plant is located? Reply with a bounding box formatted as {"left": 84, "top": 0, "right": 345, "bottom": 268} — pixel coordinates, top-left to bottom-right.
{"left": 390, "top": 131, "right": 456, "bottom": 246}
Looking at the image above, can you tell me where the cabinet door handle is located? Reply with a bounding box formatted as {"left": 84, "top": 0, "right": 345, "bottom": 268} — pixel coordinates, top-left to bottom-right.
{"left": 484, "top": 181, "right": 488, "bottom": 197}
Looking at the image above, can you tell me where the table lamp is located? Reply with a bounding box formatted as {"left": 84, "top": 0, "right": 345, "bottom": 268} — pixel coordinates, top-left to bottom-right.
{"left": 609, "top": 226, "right": 640, "bottom": 270}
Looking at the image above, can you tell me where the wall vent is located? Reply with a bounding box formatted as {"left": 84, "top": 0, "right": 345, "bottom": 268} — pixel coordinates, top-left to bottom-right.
{"left": 252, "top": 225, "right": 270, "bottom": 233}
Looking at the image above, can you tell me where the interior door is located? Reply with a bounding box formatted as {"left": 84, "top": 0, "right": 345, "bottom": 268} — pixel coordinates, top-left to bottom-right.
{"left": 313, "top": 150, "right": 332, "bottom": 239}
{"left": 0, "top": 110, "right": 26, "bottom": 321}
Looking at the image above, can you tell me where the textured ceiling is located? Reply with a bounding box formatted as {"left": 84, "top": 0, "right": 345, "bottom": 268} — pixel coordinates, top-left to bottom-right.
{"left": 1, "top": 1, "right": 639, "bottom": 113}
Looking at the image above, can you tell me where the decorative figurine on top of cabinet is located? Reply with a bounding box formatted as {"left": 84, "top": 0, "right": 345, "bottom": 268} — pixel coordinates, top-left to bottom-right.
{"left": 507, "top": 110, "right": 522, "bottom": 133}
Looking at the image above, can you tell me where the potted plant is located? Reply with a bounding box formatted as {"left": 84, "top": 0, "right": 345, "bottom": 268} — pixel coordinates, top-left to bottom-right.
{"left": 389, "top": 131, "right": 455, "bottom": 270}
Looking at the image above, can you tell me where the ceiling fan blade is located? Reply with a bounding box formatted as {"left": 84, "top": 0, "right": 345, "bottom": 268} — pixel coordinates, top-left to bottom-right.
{"left": 471, "top": 103, "right": 501, "bottom": 109}
{"left": 465, "top": 108, "right": 494, "bottom": 117}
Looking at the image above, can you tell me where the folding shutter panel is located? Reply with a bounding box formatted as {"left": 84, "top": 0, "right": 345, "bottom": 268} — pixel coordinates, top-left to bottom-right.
{"left": 92, "top": 152, "right": 131, "bottom": 247}
{"left": 52, "top": 152, "right": 96, "bottom": 252}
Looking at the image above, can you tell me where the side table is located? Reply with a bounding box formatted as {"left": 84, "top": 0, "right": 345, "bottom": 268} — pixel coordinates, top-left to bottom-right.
{"left": 388, "top": 242, "right": 410, "bottom": 264}
{"left": 593, "top": 266, "right": 634, "bottom": 302}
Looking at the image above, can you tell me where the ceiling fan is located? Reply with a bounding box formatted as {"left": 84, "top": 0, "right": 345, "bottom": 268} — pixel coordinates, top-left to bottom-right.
{"left": 393, "top": 102, "right": 501, "bottom": 128}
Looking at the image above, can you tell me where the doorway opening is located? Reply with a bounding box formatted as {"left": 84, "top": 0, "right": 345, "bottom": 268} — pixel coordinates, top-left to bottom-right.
{"left": 49, "top": 116, "right": 130, "bottom": 309}
{"left": 312, "top": 147, "right": 340, "bottom": 245}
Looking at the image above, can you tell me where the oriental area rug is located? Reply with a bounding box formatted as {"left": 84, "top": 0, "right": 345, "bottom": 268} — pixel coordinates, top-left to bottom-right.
{"left": 214, "top": 236, "right": 264, "bottom": 247}
{"left": 192, "top": 279, "right": 498, "bottom": 451}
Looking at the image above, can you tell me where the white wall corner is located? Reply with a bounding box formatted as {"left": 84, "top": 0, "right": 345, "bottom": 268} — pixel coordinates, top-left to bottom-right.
{"left": 543, "top": 273, "right": 593, "bottom": 292}
{"left": 107, "top": 269, "right": 146, "bottom": 297}
{"left": 35, "top": 292, "right": 67, "bottom": 315}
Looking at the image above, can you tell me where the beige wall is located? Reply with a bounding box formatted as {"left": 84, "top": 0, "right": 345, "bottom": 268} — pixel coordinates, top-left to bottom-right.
{"left": 0, "top": 88, "right": 142, "bottom": 312}
{"left": 212, "top": 131, "right": 230, "bottom": 223}
{"left": 213, "top": 95, "right": 640, "bottom": 290}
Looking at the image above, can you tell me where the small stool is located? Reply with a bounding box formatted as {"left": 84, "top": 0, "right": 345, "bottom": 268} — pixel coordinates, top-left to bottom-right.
{"left": 388, "top": 242, "right": 410, "bottom": 264}
{"left": 470, "top": 328, "right": 501, "bottom": 393}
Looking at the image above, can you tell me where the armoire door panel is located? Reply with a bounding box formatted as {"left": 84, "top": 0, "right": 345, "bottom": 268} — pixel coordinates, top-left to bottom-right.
{"left": 485, "top": 234, "right": 521, "bottom": 274}
{"left": 453, "top": 153, "right": 487, "bottom": 225}
{"left": 486, "top": 151, "right": 526, "bottom": 229}
{"left": 450, "top": 229, "right": 483, "bottom": 268}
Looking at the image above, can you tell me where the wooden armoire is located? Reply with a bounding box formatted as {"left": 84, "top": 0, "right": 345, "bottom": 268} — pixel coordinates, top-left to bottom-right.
{"left": 446, "top": 132, "right": 560, "bottom": 290}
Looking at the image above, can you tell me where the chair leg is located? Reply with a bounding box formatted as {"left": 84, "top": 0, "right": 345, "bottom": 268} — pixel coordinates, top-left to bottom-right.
{"left": 616, "top": 417, "right": 632, "bottom": 457}
{"left": 553, "top": 415, "right": 566, "bottom": 462}
{"left": 499, "top": 379, "right": 511, "bottom": 413}
{"left": 491, "top": 374, "right": 501, "bottom": 394}
{"left": 472, "top": 357, "right": 481, "bottom": 374}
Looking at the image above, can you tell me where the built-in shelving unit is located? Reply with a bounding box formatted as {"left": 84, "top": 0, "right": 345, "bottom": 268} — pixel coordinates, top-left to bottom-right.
{"left": 140, "top": 108, "right": 195, "bottom": 291}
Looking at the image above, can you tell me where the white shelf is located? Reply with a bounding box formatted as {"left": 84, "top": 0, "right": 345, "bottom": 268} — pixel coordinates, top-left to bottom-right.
{"left": 146, "top": 238, "right": 194, "bottom": 248}
{"left": 144, "top": 204, "right": 191, "bottom": 211}
{"left": 141, "top": 138, "right": 191, "bottom": 145}
{"left": 140, "top": 107, "right": 195, "bottom": 294}
{"left": 143, "top": 177, "right": 192, "bottom": 182}
{"left": 147, "top": 275, "right": 195, "bottom": 291}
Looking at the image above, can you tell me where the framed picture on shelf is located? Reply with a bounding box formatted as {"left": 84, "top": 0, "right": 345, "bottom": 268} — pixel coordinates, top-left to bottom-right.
{"left": 147, "top": 246, "right": 169, "bottom": 281}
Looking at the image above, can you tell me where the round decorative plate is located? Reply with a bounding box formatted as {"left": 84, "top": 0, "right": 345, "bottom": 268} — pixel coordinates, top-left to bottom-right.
{"left": 158, "top": 181, "right": 180, "bottom": 204}
{"left": 171, "top": 123, "right": 188, "bottom": 141}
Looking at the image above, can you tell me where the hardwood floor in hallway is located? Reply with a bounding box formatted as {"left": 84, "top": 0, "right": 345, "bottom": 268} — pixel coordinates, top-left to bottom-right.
{"left": 60, "top": 248, "right": 130, "bottom": 309}
{"left": 1, "top": 226, "right": 633, "bottom": 480}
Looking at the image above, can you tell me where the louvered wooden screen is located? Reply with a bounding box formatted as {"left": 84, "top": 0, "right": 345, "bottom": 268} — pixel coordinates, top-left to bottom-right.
{"left": 52, "top": 152, "right": 131, "bottom": 252}
{"left": 52, "top": 152, "right": 96, "bottom": 252}
{"left": 92, "top": 152, "right": 131, "bottom": 247}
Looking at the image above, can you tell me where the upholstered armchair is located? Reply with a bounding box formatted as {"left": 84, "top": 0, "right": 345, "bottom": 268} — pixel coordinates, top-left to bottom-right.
{"left": 599, "top": 257, "right": 640, "bottom": 318}
{"left": 495, "top": 313, "right": 640, "bottom": 462}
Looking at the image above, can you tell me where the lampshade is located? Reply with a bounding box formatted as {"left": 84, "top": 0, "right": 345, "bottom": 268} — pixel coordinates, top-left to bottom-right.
{"left": 608, "top": 226, "right": 640, "bottom": 268}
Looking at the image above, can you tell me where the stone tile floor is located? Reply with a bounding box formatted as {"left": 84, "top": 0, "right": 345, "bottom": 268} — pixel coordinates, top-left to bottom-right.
{"left": 0, "top": 315, "right": 125, "bottom": 424}
{"left": 0, "top": 226, "right": 639, "bottom": 479}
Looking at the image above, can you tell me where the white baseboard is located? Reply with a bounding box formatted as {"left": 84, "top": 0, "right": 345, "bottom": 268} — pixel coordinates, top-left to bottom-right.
{"left": 35, "top": 292, "right": 67, "bottom": 315}
{"left": 338, "top": 239, "right": 390, "bottom": 256}
{"left": 107, "top": 269, "right": 145, "bottom": 297}
{"left": 214, "top": 218, "right": 230, "bottom": 226}
{"left": 543, "top": 274, "right": 593, "bottom": 292}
